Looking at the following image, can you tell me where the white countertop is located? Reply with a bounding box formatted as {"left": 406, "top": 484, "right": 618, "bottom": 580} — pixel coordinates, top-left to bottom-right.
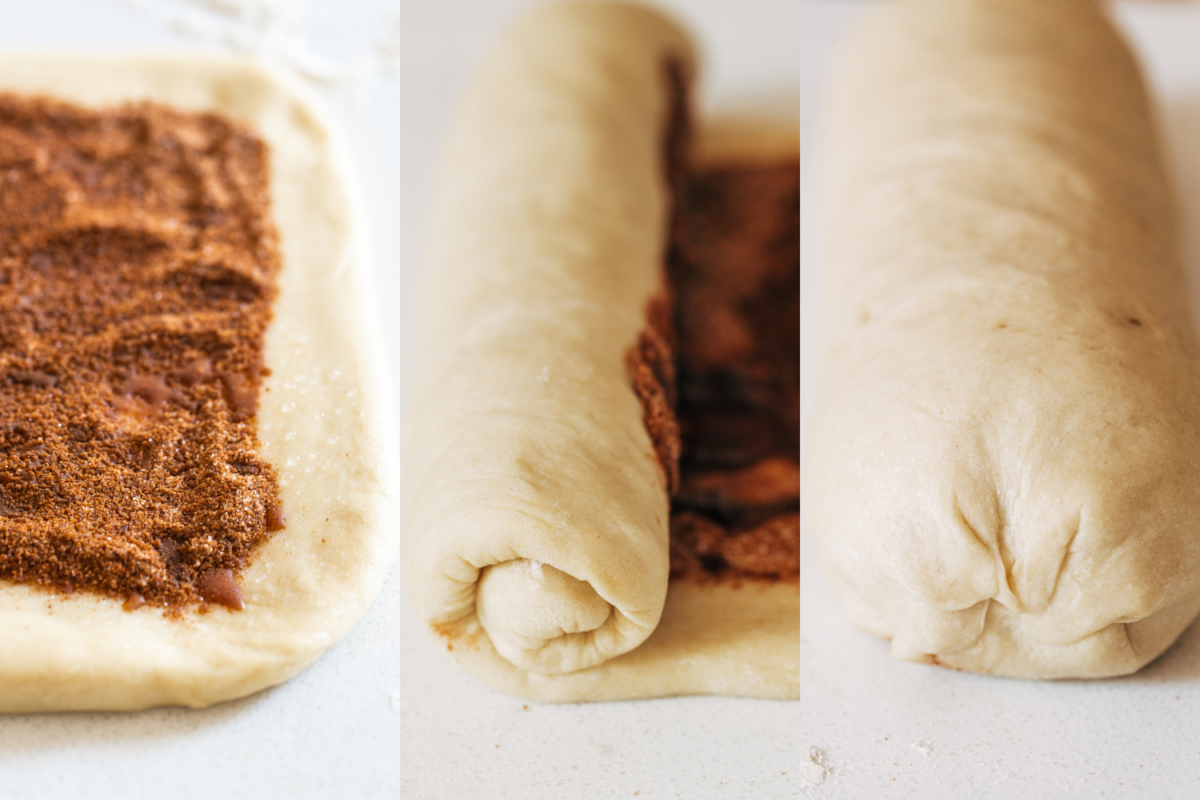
{"left": 9, "top": 0, "right": 1199, "bottom": 796}
{"left": 0, "top": 2, "right": 400, "bottom": 797}
{"left": 400, "top": 1, "right": 801, "bottom": 798}
{"left": 800, "top": 2, "right": 1200, "bottom": 797}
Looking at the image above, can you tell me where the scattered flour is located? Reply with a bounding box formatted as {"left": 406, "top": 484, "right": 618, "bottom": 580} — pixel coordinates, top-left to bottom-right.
{"left": 911, "top": 740, "right": 934, "bottom": 757}
{"left": 799, "top": 746, "right": 833, "bottom": 790}
{"left": 115, "top": 0, "right": 399, "bottom": 87}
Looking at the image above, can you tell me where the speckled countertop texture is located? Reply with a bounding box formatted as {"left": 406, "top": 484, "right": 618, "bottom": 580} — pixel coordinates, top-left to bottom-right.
{"left": 0, "top": 1, "right": 400, "bottom": 797}
{"left": 800, "top": 1, "right": 1200, "bottom": 798}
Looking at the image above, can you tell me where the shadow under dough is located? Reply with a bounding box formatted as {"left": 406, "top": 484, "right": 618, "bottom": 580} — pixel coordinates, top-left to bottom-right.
{"left": 0, "top": 682, "right": 272, "bottom": 755}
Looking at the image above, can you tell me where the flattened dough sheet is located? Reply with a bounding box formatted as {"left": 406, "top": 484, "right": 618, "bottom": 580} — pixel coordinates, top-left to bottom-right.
{"left": 0, "top": 55, "right": 397, "bottom": 711}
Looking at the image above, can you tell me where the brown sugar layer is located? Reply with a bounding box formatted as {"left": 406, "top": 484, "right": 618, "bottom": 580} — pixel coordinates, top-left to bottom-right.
{"left": 666, "top": 160, "right": 799, "bottom": 581}
{"left": 0, "top": 94, "right": 284, "bottom": 610}
{"left": 627, "top": 293, "right": 680, "bottom": 496}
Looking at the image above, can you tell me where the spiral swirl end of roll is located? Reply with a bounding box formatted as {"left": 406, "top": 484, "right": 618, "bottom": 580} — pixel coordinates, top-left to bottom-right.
{"left": 476, "top": 559, "right": 655, "bottom": 674}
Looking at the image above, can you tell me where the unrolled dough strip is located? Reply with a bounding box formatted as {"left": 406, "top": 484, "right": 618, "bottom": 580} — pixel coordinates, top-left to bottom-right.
{"left": 806, "top": 0, "right": 1200, "bottom": 678}
{"left": 404, "top": 2, "right": 798, "bottom": 701}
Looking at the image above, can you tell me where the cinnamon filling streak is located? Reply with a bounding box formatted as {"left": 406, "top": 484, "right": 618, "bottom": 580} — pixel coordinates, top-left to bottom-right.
{"left": 631, "top": 156, "right": 799, "bottom": 582}
{"left": 0, "top": 94, "right": 284, "bottom": 611}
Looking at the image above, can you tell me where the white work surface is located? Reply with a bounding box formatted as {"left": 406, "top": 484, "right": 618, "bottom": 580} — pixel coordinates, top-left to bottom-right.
{"left": 0, "top": 1, "right": 400, "bottom": 798}
{"left": 400, "top": 1, "right": 800, "bottom": 798}
{"left": 800, "top": 1, "right": 1200, "bottom": 797}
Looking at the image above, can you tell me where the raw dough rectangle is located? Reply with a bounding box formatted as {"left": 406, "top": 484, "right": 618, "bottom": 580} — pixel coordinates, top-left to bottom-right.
{"left": 0, "top": 54, "right": 397, "bottom": 711}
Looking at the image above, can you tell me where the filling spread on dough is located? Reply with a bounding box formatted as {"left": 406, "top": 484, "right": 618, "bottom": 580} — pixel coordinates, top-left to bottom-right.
{"left": 633, "top": 159, "right": 799, "bottom": 582}
{"left": 0, "top": 94, "right": 284, "bottom": 612}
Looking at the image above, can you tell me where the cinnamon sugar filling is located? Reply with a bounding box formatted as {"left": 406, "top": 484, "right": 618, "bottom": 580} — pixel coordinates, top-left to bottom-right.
{"left": 631, "top": 156, "right": 800, "bottom": 582}
{"left": 0, "top": 94, "right": 284, "bottom": 610}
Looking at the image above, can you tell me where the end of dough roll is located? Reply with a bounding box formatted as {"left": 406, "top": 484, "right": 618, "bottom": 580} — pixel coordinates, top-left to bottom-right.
{"left": 477, "top": 560, "right": 649, "bottom": 674}
{"left": 806, "top": 0, "right": 1200, "bottom": 679}
{"left": 403, "top": 3, "right": 696, "bottom": 684}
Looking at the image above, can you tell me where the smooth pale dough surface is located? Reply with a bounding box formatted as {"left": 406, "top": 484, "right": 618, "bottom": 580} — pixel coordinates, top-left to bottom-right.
{"left": 403, "top": 2, "right": 798, "bottom": 701}
{"left": 0, "top": 55, "right": 397, "bottom": 711}
{"left": 805, "top": 0, "right": 1200, "bottom": 679}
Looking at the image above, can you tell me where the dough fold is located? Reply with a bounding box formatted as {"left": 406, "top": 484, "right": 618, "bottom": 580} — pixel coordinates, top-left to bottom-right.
{"left": 806, "top": 0, "right": 1200, "bottom": 678}
{"left": 403, "top": 3, "right": 694, "bottom": 678}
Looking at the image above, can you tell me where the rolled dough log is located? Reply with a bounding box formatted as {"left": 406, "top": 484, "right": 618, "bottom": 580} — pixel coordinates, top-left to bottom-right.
{"left": 806, "top": 0, "right": 1200, "bottom": 678}
{"left": 404, "top": 1, "right": 690, "bottom": 679}
{"left": 403, "top": 2, "right": 799, "bottom": 700}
